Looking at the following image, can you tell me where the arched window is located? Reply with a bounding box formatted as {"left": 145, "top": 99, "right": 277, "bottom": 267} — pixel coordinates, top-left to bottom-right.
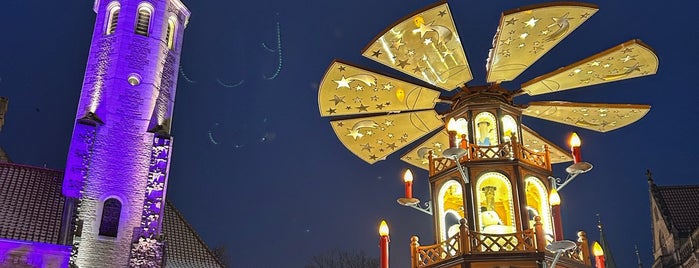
{"left": 474, "top": 112, "right": 498, "bottom": 146}
{"left": 475, "top": 172, "right": 515, "bottom": 234}
{"left": 166, "top": 17, "right": 177, "bottom": 50}
{"left": 437, "top": 179, "right": 464, "bottom": 241}
{"left": 501, "top": 115, "right": 518, "bottom": 142}
{"left": 99, "top": 198, "right": 122, "bottom": 237}
{"left": 525, "top": 177, "right": 554, "bottom": 240}
{"left": 105, "top": 2, "right": 120, "bottom": 35}
{"left": 135, "top": 3, "right": 154, "bottom": 36}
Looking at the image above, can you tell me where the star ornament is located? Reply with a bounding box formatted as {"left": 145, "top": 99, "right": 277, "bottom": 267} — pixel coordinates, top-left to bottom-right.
{"left": 334, "top": 76, "right": 351, "bottom": 89}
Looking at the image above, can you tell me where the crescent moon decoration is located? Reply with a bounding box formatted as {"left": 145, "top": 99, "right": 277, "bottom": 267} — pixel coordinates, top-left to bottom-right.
{"left": 347, "top": 74, "right": 378, "bottom": 87}
{"left": 263, "top": 21, "right": 283, "bottom": 80}
{"left": 544, "top": 13, "right": 571, "bottom": 42}
{"left": 178, "top": 65, "right": 196, "bottom": 83}
{"left": 602, "top": 63, "right": 642, "bottom": 81}
{"left": 352, "top": 120, "right": 380, "bottom": 130}
{"left": 430, "top": 25, "right": 453, "bottom": 45}
{"left": 216, "top": 78, "right": 245, "bottom": 88}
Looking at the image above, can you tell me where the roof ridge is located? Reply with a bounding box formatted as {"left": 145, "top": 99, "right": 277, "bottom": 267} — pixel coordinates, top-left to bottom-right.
{"left": 656, "top": 184, "right": 699, "bottom": 189}
{"left": 0, "top": 161, "right": 63, "bottom": 172}
{"left": 165, "top": 199, "right": 226, "bottom": 267}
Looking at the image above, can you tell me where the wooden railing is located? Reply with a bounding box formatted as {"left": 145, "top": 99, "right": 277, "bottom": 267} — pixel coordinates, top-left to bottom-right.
{"left": 429, "top": 137, "right": 552, "bottom": 175}
{"left": 410, "top": 217, "right": 592, "bottom": 268}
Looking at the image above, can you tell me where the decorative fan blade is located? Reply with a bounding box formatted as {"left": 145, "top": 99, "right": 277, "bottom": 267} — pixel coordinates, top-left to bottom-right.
{"left": 330, "top": 110, "right": 443, "bottom": 164}
{"left": 486, "top": 3, "right": 598, "bottom": 83}
{"left": 361, "top": 2, "right": 472, "bottom": 91}
{"left": 521, "top": 124, "right": 572, "bottom": 164}
{"left": 401, "top": 130, "right": 449, "bottom": 170}
{"left": 523, "top": 101, "right": 650, "bottom": 132}
{"left": 319, "top": 60, "right": 441, "bottom": 117}
{"left": 521, "top": 39, "right": 658, "bottom": 95}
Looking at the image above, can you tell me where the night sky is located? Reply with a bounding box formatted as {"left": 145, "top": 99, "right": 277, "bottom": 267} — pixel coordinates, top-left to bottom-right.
{"left": 1, "top": 0, "right": 697, "bottom": 267}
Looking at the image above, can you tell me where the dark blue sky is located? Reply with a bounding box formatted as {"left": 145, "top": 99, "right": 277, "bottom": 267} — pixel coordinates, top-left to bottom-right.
{"left": 1, "top": 0, "right": 697, "bottom": 267}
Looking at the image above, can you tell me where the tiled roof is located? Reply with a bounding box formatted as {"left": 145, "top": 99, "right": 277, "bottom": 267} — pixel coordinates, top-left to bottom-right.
{"left": 0, "top": 162, "right": 66, "bottom": 244}
{"left": 163, "top": 200, "right": 225, "bottom": 268}
{"left": 655, "top": 185, "right": 699, "bottom": 235}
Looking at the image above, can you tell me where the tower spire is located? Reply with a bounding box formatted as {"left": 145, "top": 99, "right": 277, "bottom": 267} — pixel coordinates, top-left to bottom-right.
{"left": 634, "top": 244, "right": 643, "bottom": 268}
{"left": 597, "top": 215, "right": 618, "bottom": 268}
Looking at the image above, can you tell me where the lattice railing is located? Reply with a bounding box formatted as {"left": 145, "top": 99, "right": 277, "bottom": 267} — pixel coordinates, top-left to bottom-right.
{"left": 519, "top": 146, "right": 548, "bottom": 169}
{"left": 472, "top": 143, "right": 512, "bottom": 160}
{"left": 467, "top": 229, "right": 537, "bottom": 253}
{"left": 429, "top": 140, "right": 552, "bottom": 176}
{"left": 561, "top": 241, "right": 585, "bottom": 262}
{"left": 415, "top": 233, "right": 461, "bottom": 267}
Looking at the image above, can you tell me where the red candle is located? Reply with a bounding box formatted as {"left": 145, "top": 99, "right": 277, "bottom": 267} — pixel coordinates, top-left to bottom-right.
{"left": 447, "top": 118, "right": 458, "bottom": 148}
{"left": 379, "top": 220, "right": 390, "bottom": 268}
{"left": 570, "top": 133, "right": 582, "bottom": 163}
{"left": 403, "top": 169, "right": 414, "bottom": 199}
{"left": 593, "top": 242, "right": 605, "bottom": 268}
{"left": 549, "top": 189, "right": 563, "bottom": 241}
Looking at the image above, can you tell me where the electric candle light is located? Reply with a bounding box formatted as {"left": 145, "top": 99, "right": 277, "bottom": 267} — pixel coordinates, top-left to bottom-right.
{"left": 447, "top": 118, "right": 458, "bottom": 148}
{"left": 593, "top": 241, "right": 605, "bottom": 268}
{"left": 569, "top": 132, "right": 582, "bottom": 163}
{"left": 379, "top": 220, "right": 390, "bottom": 268}
{"left": 549, "top": 188, "right": 563, "bottom": 241}
{"left": 403, "top": 169, "right": 414, "bottom": 199}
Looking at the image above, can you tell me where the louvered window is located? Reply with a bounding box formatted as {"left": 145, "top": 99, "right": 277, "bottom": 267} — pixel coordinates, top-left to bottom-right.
{"left": 99, "top": 198, "right": 122, "bottom": 237}
{"left": 105, "top": 3, "right": 120, "bottom": 35}
{"left": 135, "top": 6, "right": 152, "bottom": 36}
{"left": 166, "top": 18, "right": 176, "bottom": 50}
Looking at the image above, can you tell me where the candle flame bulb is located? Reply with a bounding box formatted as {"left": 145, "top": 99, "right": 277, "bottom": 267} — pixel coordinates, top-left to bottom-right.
{"left": 549, "top": 188, "right": 561, "bottom": 206}
{"left": 447, "top": 118, "right": 457, "bottom": 131}
{"left": 379, "top": 220, "right": 389, "bottom": 236}
{"left": 593, "top": 241, "right": 604, "bottom": 257}
{"left": 403, "top": 169, "right": 413, "bottom": 183}
{"left": 570, "top": 133, "right": 581, "bottom": 147}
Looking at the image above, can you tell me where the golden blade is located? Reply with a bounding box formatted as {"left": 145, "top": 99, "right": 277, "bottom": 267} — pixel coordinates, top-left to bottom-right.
{"left": 521, "top": 39, "right": 659, "bottom": 95}
{"left": 361, "top": 2, "right": 472, "bottom": 90}
{"left": 318, "top": 60, "right": 441, "bottom": 117}
{"left": 521, "top": 124, "right": 572, "bottom": 164}
{"left": 523, "top": 101, "right": 650, "bottom": 132}
{"left": 330, "top": 110, "right": 444, "bottom": 164}
{"left": 486, "top": 3, "right": 598, "bottom": 83}
{"left": 401, "top": 130, "right": 449, "bottom": 170}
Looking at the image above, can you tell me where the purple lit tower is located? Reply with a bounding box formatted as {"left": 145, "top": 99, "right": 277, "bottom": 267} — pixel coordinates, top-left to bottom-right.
{"left": 62, "top": 0, "right": 190, "bottom": 267}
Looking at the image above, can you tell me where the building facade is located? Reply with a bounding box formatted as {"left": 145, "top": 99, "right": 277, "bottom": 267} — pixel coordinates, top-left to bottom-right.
{"left": 648, "top": 173, "right": 699, "bottom": 268}
{"left": 0, "top": 0, "right": 224, "bottom": 267}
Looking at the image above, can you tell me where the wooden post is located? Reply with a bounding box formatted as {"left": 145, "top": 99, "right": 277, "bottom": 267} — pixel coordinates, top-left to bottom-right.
{"left": 534, "top": 216, "right": 546, "bottom": 252}
{"left": 428, "top": 151, "right": 435, "bottom": 176}
{"left": 411, "top": 236, "right": 420, "bottom": 268}
{"left": 544, "top": 144, "right": 552, "bottom": 171}
{"left": 512, "top": 134, "right": 521, "bottom": 160}
{"left": 578, "top": 231, "right": 591, "bottom": 265}
{"left": 459, "top": 218, "right": 470, "bottom": 254}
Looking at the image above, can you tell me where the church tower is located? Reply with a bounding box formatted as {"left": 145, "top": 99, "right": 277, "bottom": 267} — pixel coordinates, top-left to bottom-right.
{"left": 61, "top": 0, "right": 190, "bottom": 267}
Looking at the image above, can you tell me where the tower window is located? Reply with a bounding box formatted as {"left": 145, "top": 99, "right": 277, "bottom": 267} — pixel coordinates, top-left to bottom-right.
{"left": 166, "top": 17, "right": 177, "bottom": 50}
{"left": 135, "top": 3, "right": 154, "bottom": 36}
{"left": 99, "top": 198, "right": 122, "bottom": 237}
{"left": 105, "top": 2, "right": 120, "bottom": 35}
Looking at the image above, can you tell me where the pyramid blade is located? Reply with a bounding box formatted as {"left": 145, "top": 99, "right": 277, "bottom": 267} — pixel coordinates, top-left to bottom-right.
{"left": 486, "top": 3, "right": 598, "bottom": 83}
{"left": 330, "top": 110, "right": 444, "bottom": 164}
{"left": 401, "top": 130, "right": 449, "bottom": 170}
{"left": 523, "top": 101, "right": 650, "bottom": 132}
{"left": 521, "top": 39, "right": 659, "bottom": 95}
{"left": 521, "top": 124, "right": 572, "bottom": 164}
{"left": 362, "top": 2, "right": 472, "bottom": 91}
{"left": 319, "top": 60, "right": 441, "bottom": 117}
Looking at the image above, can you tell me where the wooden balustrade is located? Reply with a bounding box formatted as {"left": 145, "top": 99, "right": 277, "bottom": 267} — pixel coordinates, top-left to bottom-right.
{"left": 429, "top": 140, "right": 552, "bottom": 175}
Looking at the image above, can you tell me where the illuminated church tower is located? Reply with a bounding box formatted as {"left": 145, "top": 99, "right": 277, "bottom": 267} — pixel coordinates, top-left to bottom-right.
{"left": 62, "top": 0, "right": 190, "bottom": 266}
